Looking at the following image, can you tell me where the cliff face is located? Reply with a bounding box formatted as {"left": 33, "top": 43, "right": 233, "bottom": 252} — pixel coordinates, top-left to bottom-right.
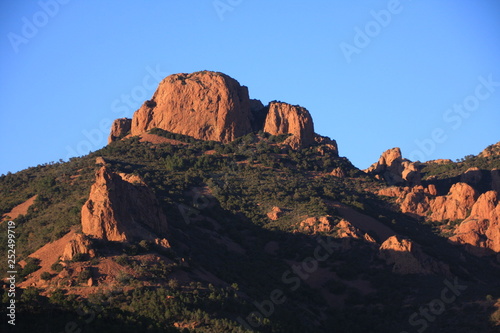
{"left": 263, "top": 102, "right": 315, "bottom": 149}
{"left": 81, "top": 165, "right": 168, "bottom": 242}
{"left": 131, "top": 71, "right": 253, "bottom": 143}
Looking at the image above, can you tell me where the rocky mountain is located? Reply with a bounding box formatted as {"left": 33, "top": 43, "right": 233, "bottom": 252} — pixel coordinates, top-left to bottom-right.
{"left": 1, "top": 71, "right": 500, "bottom": 333}
{"left": 110, "top": 71, "right": 319, "bottom": 151}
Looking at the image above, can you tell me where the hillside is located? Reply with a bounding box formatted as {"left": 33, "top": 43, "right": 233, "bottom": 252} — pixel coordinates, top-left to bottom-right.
{"left": 1, "top": 71, "right": 500, "bottom": 333}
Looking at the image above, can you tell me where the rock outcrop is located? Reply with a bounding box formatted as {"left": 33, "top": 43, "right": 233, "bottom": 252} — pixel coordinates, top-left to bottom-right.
{"left": 108, "top": 118, "right": 132, "bottom": 143}
{"left": 429, "top": 183, "right": 478, "bottom": 222}
{"left": 336, "top": 219, "right": 376, "bottom": 242}
{"left": 479, "top": 141, "right": 500, "bottom": 157}
{"left": 298, "top": 216, "right": 336, "bottom": 234}
{"left": 263, "top": 102, "right": 315, "bottom": 149}
{"left": 365, "top": 148, "right": 421, "bottom": 185}
{"left": 267, "top": 206, "right": 284, "bottom": 221}
{"left": 330, "top": 167, "right": 346, "bottom": 178}
{"left": 81, "top": 166, "right": 168, "bottom": 242}
{"left": 378, "top": 185, "right": 435, "bottom": 218}
{"left": 379, "top": 235, "right": 449, "bottom": 275}
{"left": 109, "top": 71, "right": 322, "bottom": 150}
{"left": 131, "top": 71, "right": 253, "bottom": 143}
{"left": 379, "top": 182, "right": 482, "bottom": 223}
{"left": 315, "top": 135, "right": 339, "bottom": 157}
{"left": 62, "top": 233, "right": 95, "bottom": 261}
{"left": 450, "top": 191, "right": 500, "bottom": 255}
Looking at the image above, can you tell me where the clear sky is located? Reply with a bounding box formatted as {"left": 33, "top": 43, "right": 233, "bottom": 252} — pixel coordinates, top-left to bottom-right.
{"left": 1, "top": 1, "right": 500, "bottom": 175}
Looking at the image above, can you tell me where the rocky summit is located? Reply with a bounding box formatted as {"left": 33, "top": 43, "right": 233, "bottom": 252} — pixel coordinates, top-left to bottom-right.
{"left": 2, "top": 70, "right": 500, "bottom": 333}
{"left": 110, "top": 70, "right": 318, "bottom": 150}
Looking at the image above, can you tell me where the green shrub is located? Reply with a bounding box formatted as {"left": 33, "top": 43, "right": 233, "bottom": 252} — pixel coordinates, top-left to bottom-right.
{"left": 115, "top": 254, "right": 130, "bottom": 267}
{"left": 51, "top": 261, "right": 63, "bottom": 272}
{"left": 40, "top": 272, "right": 52, "bottom": 281}
{"left": 117, "top": 271, "right": 133, "bottom": 285}
{"left": 71, "top": 253, "right": 88, "bottom": 262}
{"left": 20, "top": 257, "right": 41, "bottom": 278}
{"left": 78, "top": 269, "right": 91, "bottom": 283}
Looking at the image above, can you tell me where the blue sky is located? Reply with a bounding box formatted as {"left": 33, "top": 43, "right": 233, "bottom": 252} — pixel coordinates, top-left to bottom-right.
{"left": 1, "top": 1, "right": 500, "bottom": 175}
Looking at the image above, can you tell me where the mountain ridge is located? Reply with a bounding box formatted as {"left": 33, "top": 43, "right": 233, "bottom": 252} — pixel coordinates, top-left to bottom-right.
{"left": 1, "top": 71, "right": 500, "bottom": 332}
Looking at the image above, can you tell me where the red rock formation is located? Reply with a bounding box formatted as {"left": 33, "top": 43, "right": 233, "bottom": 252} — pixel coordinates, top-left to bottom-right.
{"left": 81, "top": 166, "right": 168, "bottom": 242}
{"left": 298, "top": 216, "right": 336, "bottom": 234}
{"left": 425, "top": 159, "right": 453, "bottom": 164}
{"left": 315, "top": 135, "right": 339, "bottom": 157}
{"left": 267, "top": 206, "right": 284, "bottom": 221}
{"left": 365, "top": 148, "right": 421, "bottom": 185}
{"left": 379, "top": 235, "right": 449, "bottom": 275}
{"left": 479, "top": 141, "right": 500, "bottom": 157}
{"left": 378, "top": 186, "right": 434, "bottom": 218}
{"left": 450, "top": 191, "right": 500, "bottom": 255}
{"left": 263, "top": 102, "right": 315, "bottom": 149}
{"left": 330, "top": 167, "right": 346, "bottom": 178}
{"left": 336, "top": 219, "right": 376, "bottom": 242}
{"left": 108, "top": 118, "right": 132, "bottom": 143}
{"left": 429, "top": 183, "right": 478, "bottom": 222}
{"left": 130, "top": 71, "right": 253, "bottom": 143}
{"left": 62, "top": 233, "right": 95, "bottom": 261}
{"left": 400, "top": 191, "right": 431, "bottom": 217}
{"left": 427, "top": 184, "right": 438, "bottom": 196}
